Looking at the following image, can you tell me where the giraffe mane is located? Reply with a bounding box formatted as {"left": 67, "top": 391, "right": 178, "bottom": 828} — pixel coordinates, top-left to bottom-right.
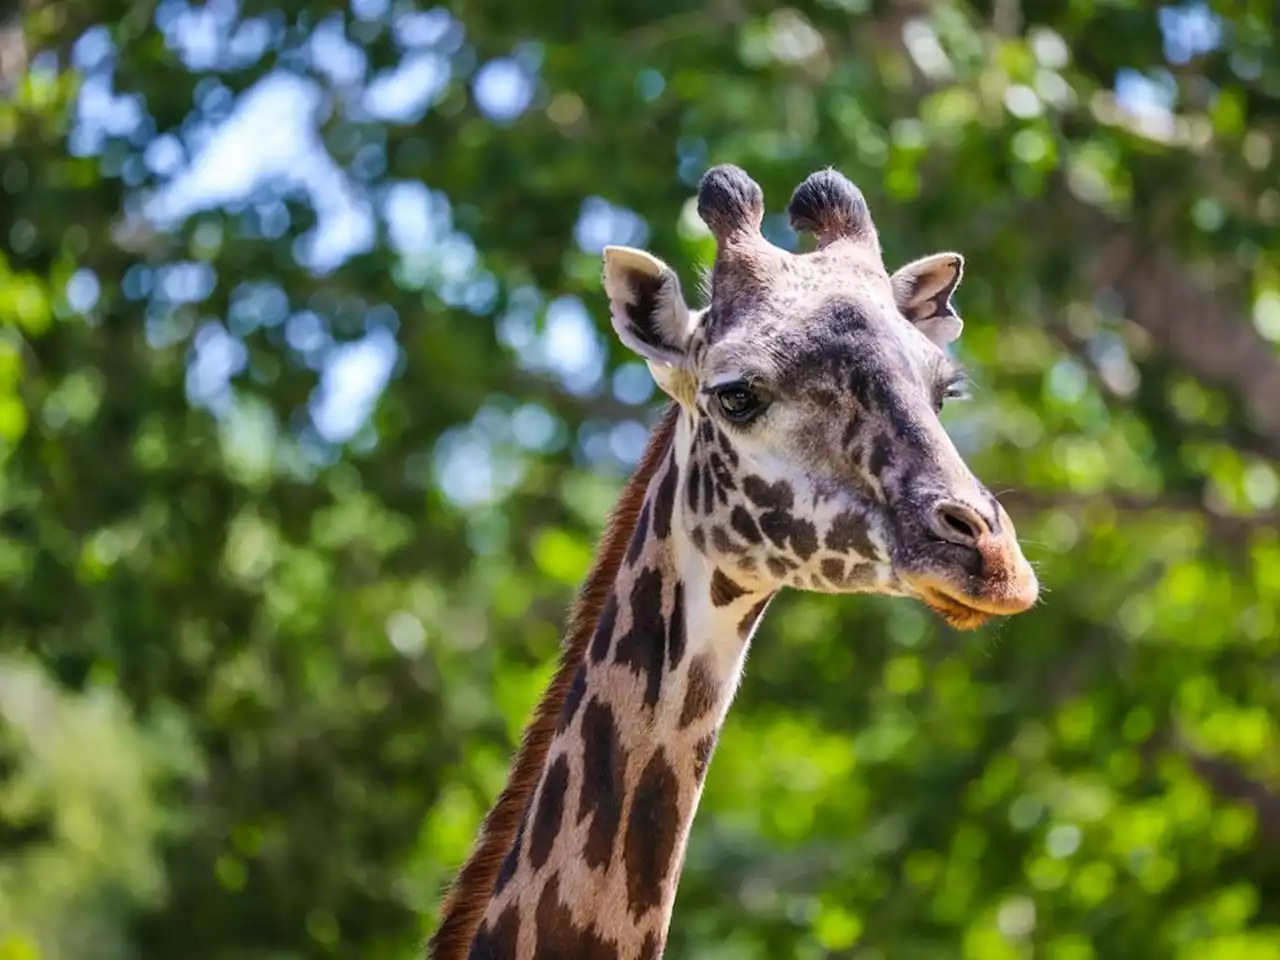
{"left": 426, "top": 402, "right": 680, "bottom": 960}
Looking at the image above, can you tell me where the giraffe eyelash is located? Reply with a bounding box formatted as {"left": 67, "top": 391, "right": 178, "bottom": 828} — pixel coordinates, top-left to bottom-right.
{"left": 936, "top": 371, "right": 971, "bottom": 407}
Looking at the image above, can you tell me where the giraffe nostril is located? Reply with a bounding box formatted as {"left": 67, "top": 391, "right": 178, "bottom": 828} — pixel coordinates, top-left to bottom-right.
{"left": 929, "top": 501, "right": 990, "bottom": 548}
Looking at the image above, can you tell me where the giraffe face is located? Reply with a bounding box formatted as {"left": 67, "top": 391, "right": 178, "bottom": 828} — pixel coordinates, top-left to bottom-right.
{"left": 602, "top": 166, "right": 1038, "bottom": 630}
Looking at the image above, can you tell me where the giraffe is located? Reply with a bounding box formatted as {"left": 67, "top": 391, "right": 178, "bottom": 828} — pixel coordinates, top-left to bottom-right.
{"left": 427, "top": 164, "right": 1039, "bottom": 960}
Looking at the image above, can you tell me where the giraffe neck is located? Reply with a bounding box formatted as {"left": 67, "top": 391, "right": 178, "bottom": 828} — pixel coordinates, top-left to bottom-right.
{"left": 467, "top": 419, "right": 772, "bottom": 960}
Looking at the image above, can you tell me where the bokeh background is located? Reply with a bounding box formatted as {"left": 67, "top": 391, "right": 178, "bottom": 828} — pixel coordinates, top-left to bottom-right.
{"left": 2, "top": 1, "right": 1278, "bottom": 958}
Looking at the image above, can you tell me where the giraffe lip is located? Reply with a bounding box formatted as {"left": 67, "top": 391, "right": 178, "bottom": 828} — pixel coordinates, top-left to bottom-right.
{"left": 911, "top": 585, "right": 993, "bottom": 631}
{"left": 902, "top": 575, "right": 1035, "bottom": 630}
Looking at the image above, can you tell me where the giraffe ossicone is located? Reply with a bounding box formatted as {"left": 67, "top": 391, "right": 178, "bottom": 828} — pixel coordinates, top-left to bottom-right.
{"left": 428, "top": 164, "right": 1040, "bottom": 960}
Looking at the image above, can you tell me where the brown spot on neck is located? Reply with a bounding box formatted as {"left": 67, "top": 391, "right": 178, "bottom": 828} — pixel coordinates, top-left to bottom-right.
{"left": 528, "top": 755, "right": 570, "bottom": 870}
{"left": 533, "top": 873, "right": 619, "bottom": 960}
{"left": 624, "top": 749, "right": 682, "bottom": 918}
{"left": 577, "top": 698, "right": 628, "bottom": 868}
{"left": 467, "top": 903, "right": 520, "bottom": 960}
{"left": 612, "top": 567, "right": 669, "bottom": 708}
{"left": 651, "top": 453, "right": 678, "bottom": 538}
{"left": 685, "top": 460, "right": 702, "bottom": 513}
{"left": 625, "top": 501, "right": 651, "bottom": 567}
{"left": 738, "top": 594, "right": 774, "bottom": 638}
{"left": 667, "top": 581, "right": 687, "bottom": 669}
{"left": 709, "top": 568, "right": 748, "bottom": 607}
{"left": 693, "top": 733, "right": 718, "bottom": 782}
{"left": 678, "top": 656, "right": 719, "bottom": 729}
{"left": 428, "top": 405, "right": 679, "bottom": 960}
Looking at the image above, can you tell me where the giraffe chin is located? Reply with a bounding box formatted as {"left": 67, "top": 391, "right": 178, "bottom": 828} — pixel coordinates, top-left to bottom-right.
{"left": 910, "top": 585, "right": 995, "bottom": 631}
{"left": 902, "top": 575, "right": 1036, "bottom": 631}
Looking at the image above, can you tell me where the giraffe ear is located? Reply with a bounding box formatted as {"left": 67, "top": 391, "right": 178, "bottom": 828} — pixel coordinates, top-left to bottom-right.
{"left": 602, "top": 245, "right": 695, "bottom": 394}
{"left": 891, "top": 252, "right": 964, "bottom": 347}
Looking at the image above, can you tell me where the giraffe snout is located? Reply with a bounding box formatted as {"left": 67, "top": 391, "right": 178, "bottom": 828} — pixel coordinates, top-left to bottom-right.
{"left": 899, "top": 495, "right": 1039, "bottom": 630}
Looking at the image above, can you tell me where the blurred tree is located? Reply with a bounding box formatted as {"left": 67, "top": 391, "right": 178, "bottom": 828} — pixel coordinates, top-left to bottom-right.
{"left": 1, "top": 1, "right": 1278, "bottom": 958}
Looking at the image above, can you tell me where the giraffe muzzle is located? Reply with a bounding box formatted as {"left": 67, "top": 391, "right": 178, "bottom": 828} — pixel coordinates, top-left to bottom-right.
{"left": 898, "top": 498, "right": 1040, "bottom": 630}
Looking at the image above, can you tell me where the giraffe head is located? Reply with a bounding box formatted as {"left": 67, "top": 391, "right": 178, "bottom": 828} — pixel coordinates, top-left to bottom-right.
{"left": 602, "top": 164, "right": 1038, "bottom": 629}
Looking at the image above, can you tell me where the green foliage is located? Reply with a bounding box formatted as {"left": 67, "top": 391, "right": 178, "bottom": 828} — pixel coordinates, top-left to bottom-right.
{"left": 2, "top": 1, "right": 1279, "bottom": 958}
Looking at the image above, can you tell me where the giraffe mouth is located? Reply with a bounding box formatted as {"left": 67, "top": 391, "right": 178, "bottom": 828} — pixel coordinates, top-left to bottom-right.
{"left": 903, "top": 575, "right": 1034, "bottom": 631}
{"left": 911, "top": 585, "right": 993, "bottom": 630}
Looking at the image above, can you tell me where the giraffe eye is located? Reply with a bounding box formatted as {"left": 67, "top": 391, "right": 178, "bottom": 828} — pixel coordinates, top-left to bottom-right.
{"left": 934, "top": 374, "right": 970, "bottom": 412}
{"left": 714, "top": 382, "right": 766, "bottom": 424}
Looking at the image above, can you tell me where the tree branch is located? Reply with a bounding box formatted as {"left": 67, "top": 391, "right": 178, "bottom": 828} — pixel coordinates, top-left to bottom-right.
{"left": 1082, "top": 213, "right": 1280, "bottom": 460}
